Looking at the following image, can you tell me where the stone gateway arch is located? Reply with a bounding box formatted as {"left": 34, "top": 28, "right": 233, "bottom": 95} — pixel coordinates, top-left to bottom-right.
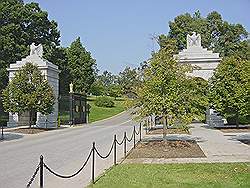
{"left": 174, "top": 32, "right": 221, "bottom": 81}
{"left": 7, "top": 43, "right": 60, "bottom": 128}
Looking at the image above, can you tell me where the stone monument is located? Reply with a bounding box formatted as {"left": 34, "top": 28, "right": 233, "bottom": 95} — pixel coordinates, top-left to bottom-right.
{"left": 7, "top": 43, "right": 60, "bottom": 128}
{"left": 174, "top": 32, "right": 221, "bottom": 80}
{"left": 174, "top": 32, "right": 224, "bottom": 126}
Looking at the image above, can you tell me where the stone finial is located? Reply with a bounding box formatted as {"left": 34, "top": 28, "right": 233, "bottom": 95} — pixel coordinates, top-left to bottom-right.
{"left": 30, "top": 43, "right": 43, "bottom": 57}
{"left": 187, "top": 32, "right": 201, "bottom": 48}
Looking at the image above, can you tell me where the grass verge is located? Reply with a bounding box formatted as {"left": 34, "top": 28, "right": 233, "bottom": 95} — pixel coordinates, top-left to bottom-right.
{"left": 90, "top": 163, "right": 250, "bottom": 188}
{"left": 88, "top": 97, "right": 125, "bottom": 123}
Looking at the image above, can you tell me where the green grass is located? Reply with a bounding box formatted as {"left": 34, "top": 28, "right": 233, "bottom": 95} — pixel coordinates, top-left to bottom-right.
{"left": 88, "top": 96, "right": 125, "bottom": 123}
{"left": 91, "top": 163, "right": 250, "bottom": 188}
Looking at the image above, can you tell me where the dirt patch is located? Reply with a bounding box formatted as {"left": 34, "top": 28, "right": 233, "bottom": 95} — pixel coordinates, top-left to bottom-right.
{"left": 147, "top": 128, "right": 189, "bottom": 135}
{"left": 6, "top": 128, "right": 53, "bottom": 134}
{"left": 218, "top": 127, "right": 250, "bottom": 133}
{"left": 127, "top": 140, "right": 205, "bottom": 159}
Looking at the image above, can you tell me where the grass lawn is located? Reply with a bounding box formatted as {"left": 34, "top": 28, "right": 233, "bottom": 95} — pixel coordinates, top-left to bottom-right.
{"left": 91, "top": 163, "right": 250, "bottom": 188}
{"left": 88, "top": 97, "right": 125, "bottom": 123}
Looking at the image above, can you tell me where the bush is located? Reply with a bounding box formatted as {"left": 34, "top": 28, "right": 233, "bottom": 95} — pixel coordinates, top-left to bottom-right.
{"left": 226, "top": 115, "right": 250, "bottom": 125}
{"left": 94, "top": 96, "right": 115, "bottom": 108}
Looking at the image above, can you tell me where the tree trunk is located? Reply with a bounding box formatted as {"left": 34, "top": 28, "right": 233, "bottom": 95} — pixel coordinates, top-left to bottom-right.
{"left": 29, "top": 110, "right": 32, "bottom": 129}
{"left": 236, "top": 113, "right": 239, "bottom": 129}
{"left": 163, "top": 115, "right": 167, "bottom": 141}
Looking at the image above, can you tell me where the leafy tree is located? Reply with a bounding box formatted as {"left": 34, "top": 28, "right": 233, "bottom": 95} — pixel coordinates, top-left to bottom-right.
{"left": 134, "top": 46, "right": 194, "bottom": 139}
{"left": 66, "top": 37, "right": 97, "bottom": 94}
{"left": 108, "top": 84, "right": 122, "bottom": 99}
{"left": 98, "top": 71, "right": 116, "bottom": 87}
{"left": 90, "top": 71, "right": 122, "bottom": 98}
{"left": 209, "top": 56, "right": 250, "bottom": 127}
{"left": 2, "top": 62, "right": 55, "bottom": 127}
{"left": 167, "top": 11, "right": 249, "bottom": 59}
{"left": 0, "top": 0, "right": 61, "bottom": 91}
{"left": 118, "top": 67, "right": 140, "bottom": 95}
{"left": 89, "top": 80, "right": 105, "bottom": 96}
{"left": 188, "top": 77, "right": 209, "bottom": 121}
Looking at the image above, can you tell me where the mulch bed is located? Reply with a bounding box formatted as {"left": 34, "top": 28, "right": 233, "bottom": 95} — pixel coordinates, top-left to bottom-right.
{"left": 217, "top": 127, "right": 250, "bottom": 133}
{"left": 6, "top": 128, "right": 52, "bottom": 134}
{"left": 127, "top": 140, "right": 206, "bottom": 159}
{"left": 147, "top": 128, "right": 189, "bottom": 135}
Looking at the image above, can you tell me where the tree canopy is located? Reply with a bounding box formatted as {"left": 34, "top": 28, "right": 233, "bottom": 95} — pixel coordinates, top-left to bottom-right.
{"left": 160, "top": 11, "right": 249, "bottom": 59}
{"left": 66, "top": 37, "right": 97, "bottom": 94}
{"left": 209, "top": 56, "right": 250, "bottom": 126}
{"left": 0, "top": 0, "right": 61, "bottom": 91}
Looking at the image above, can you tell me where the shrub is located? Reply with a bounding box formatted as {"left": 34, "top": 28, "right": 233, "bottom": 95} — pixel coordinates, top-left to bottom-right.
{"left": 94, "top": 96, "right": 115, "bottom": 108}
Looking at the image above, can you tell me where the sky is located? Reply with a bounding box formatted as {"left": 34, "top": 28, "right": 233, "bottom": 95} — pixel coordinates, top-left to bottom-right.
{"left": 24, "top": 0, "right": 250, "bottom": 74}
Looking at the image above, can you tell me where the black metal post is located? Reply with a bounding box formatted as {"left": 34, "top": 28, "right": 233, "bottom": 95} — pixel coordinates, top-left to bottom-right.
{"left": 139, "top": 122, "right": 142, "bottom": 141}
{"left": 124, "top": 132, "right": 126, "bottom": 158}
{"left": 114, "top": 135, "right": 117, "bottom": 165}
{"left": 133, "top": 126, "right": 136, "bottom": 149}
{"left": 40, "top": 155, "right": 44, "bottom": 188}
{"left": 1, "top": 124, "right": 3, "bottom": 140}
{"left": 92, "top": 142, "right": 95, "bottom": 184}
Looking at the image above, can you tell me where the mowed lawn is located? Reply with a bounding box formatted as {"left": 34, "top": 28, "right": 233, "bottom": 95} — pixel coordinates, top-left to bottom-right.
{"left": 88, "top": 97, "right": 125, "bottom": 123}
{"left": 92, "top": 163, "right": 250, "bottom": 188}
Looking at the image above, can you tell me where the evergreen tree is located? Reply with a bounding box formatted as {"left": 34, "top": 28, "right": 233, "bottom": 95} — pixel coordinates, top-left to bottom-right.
{"left": 66, "top": 37, "right": 97, "bottom": 93}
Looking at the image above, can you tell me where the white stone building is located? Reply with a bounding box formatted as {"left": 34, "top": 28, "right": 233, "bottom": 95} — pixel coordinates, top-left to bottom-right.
{"left": 7, "top": 43, "right": 60, "bottom": 128}
{"left": 174, "top": 32, "right": 221, "bottom": 80}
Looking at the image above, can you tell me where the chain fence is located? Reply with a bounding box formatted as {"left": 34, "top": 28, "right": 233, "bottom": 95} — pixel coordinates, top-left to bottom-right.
{"left": 26, "top": 123, "right": 142, "bottom": 187}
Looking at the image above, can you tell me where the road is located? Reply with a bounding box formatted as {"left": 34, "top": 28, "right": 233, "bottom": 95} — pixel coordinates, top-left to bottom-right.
{"left": 0, "top": 111, "right": 139, "bottom": 188}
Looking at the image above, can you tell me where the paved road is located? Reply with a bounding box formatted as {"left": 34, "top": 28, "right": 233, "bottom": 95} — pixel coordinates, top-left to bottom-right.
{"left": 0, "top": 111, "right": 139, "bottom": 188}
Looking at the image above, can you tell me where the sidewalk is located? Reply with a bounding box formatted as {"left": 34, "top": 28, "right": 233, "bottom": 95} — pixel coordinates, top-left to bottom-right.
{"left": 124, "top": 123, "right": 250, "bottom": 164}
{"left": 190, "top": 123, "right": 250, "bottom": 162}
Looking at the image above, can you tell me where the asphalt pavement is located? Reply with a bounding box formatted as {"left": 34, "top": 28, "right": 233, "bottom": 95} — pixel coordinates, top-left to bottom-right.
{"left": 0, "top": 111, "right": 139, "bottom": 188}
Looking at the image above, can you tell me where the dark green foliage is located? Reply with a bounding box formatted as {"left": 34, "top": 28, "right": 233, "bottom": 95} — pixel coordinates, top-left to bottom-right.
{"left": 0, "top": 0, "right": 61, "bottom": 91}
{"left": 94, "top": 96, "right": 114, "bottom": 108}
{"left": 209, "top": 56, "right": 250, "bottom": 126}
{"left": 167, "top": 11, "right": 249, "bottom": 59}
{"left": 66, "top": 37, "right": 97, "bottom": 94}
{"left": 118, "top": 67, "right": 140, "bottom": 95}
{"left": 90, "top": 71, "right": 122, "bottom": 98}
{"left": 2, "top": 63, "right": 55, "bottom": 117}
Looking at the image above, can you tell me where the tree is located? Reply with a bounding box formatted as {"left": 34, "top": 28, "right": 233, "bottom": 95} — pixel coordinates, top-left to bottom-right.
{"left": 108, "top": 84, "right": 122, "bottom": 99}
{"left": 0, "top": 0, "right": 61, "bottom": 91}
{"left": 118, "top": 67, "right": 140, "bottom": 95}
{"left": 98, "top": 71, "right": 116, "bottom": 87}
{"left": 134, "top": 46, "right": 194, "bottom": 139}
{"left": 209, "top": 56, "right": 249, "bottom": 127}
{"left": 48, "top": 47, "right": 70, "bottom": 94}
{"left": 188, "top": 77, "right": 209, "bottom": 121}
{"left": 89, "top": 80, "right": 105, "bottom": 96}
{"left": 167, "top": 11, "right": 249, "bottom": 59}
{"left": 66, "top": 37, "right": 97, "bottom": 94}
{"left": 1, "top": 62, "right": 55, "bottom": 127}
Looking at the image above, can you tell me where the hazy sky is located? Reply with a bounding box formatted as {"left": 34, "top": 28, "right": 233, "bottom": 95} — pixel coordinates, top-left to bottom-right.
{"left": 24, "top": 0, "right": 250, "bottom": 74}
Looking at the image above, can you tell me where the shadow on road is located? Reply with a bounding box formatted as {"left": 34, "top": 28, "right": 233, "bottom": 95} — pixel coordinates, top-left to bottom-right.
{"left": 0, "top": 133, "right": 23, "bottom": 142}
